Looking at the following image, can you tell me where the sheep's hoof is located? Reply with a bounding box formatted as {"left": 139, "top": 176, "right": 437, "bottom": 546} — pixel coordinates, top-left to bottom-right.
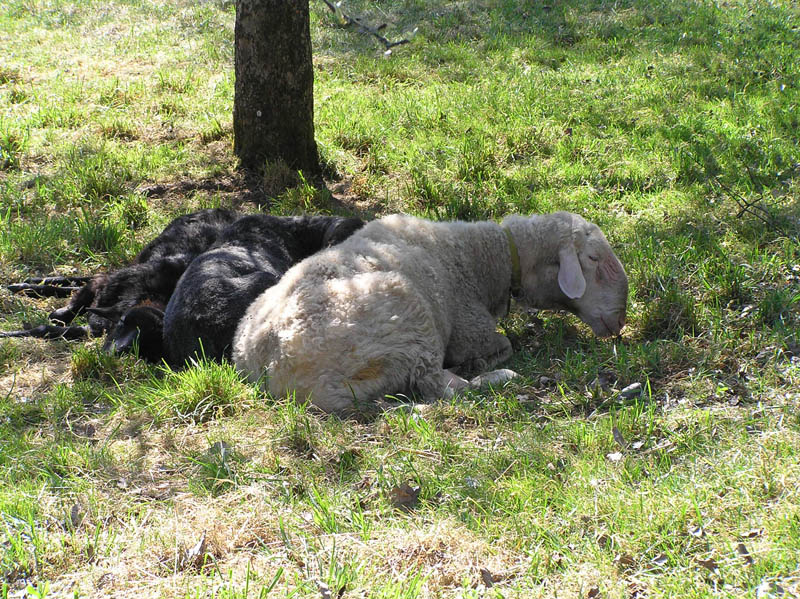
{"left": 470, "top": 368, "right": 520, "bottom": 389}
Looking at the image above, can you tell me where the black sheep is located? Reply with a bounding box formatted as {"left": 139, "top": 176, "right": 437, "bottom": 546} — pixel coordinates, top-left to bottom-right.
{"left": 3, "top": 208, "right": 239, "bottom": 343}
{"left": 101, "top": 303, "right": 166, "bottom": 363}
{"left": 157, "top": 214, "right": 364, "bottom": 366}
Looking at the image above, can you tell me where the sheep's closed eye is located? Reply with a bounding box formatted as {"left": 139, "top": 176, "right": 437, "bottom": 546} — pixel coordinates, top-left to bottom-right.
{"left": 588, "top": 255, "right": 599, "bottom": 262}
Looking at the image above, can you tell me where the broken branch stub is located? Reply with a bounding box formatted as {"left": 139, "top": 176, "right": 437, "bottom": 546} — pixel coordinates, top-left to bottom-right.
{"left": 319, "top": 0, "right": 417, "bottom": 52}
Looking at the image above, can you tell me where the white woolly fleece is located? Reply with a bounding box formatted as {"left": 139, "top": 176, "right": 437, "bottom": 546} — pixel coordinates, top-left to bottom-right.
{"left": 233, "top": 212, "right": 627, "bottom": 413}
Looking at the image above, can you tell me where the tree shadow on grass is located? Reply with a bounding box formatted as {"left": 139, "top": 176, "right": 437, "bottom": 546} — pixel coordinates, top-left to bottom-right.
{"left": 136, "top": 172, "right": 267, "bottom": 210}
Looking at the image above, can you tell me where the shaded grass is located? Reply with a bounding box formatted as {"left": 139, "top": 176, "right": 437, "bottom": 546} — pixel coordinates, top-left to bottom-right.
{"left": 1, "top": 0, "right": 799, "bottom": 596}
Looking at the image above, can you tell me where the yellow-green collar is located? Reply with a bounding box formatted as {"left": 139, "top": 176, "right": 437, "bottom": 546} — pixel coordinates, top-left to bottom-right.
{"left": 503, "top": 226, "right": 522, "bottom": 295}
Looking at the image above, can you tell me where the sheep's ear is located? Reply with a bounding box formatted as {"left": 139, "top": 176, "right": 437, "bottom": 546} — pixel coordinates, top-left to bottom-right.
{"left": 160, "top": 255, "right": 189, "bottom": 275}
{"left": 85, "top": 306, "right": 118, "bottom": 319}
{"left": 323, "top": 217, "right": 364, "bottom": 246}
{"left": 558, "top": 245, "right": 587, "bottom": 299}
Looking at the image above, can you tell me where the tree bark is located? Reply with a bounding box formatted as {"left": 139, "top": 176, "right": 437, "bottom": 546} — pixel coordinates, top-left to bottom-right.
{"left": 234, "top": 0, "right": 321, "bottom": 179}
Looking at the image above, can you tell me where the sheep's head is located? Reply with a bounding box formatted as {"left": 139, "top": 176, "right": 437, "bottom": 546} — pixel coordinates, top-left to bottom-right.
{"left": 96, "top": 304, "right": 165, "bottom": 363}
{"left": 504, "top": 212, "right": 628, "bottom": 337}
{"left": 322, "top": 217, "right": 365, "bottom": 247}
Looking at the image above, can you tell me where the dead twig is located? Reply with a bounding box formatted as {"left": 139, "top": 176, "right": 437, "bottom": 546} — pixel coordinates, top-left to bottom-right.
{"left": 708, "top": 176, "right": 782, "bottom": 232}
{"left": 319, "top": 0, "right": 417, "bottom": 53}
{"left": 683, "top": 148, "right": 787, "bottom": 235}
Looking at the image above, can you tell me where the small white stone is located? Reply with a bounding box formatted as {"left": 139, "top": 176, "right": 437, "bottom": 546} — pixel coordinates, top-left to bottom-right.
{"left": 619, "top": 382, "right": 642, "bottom": 399}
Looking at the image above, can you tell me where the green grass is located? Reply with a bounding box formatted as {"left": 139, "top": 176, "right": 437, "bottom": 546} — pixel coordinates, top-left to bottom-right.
{"left": 1, "top": 0, "right": 799, "bottom": 597}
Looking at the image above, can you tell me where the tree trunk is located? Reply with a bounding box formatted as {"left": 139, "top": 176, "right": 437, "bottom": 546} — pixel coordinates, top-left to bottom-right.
{"left": 234, "top": 0, "right": 321, "bottom": 180}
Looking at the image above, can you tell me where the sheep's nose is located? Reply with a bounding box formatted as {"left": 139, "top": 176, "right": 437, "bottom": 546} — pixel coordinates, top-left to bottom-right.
{"left": 618, "top": 313, "right": 626, "bottom": 331}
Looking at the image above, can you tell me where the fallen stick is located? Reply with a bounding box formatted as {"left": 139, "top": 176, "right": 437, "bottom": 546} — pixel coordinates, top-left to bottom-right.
{"left": 319, "top": 0, "right": 416, "bottom": 52}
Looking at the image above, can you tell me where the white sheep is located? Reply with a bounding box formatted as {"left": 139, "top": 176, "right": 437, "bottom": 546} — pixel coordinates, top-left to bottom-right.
{"left": 233, "top": 211, "right": 628, "bottom": 413}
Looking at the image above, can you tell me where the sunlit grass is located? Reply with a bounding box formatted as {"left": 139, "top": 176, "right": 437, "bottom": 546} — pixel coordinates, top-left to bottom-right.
{"left": 1, "top": 0, "right": 799, "bottom": 596}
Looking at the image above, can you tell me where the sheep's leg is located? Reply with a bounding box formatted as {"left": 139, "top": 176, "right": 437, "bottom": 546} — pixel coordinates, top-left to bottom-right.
{"left": 7, "top": 283, "right": 83, "bottom": 298}
{"left": 442, "top": 369, "right": 470, "bottom": 398}
{"left": 449, "top": 331, "right": 513, "bottom": 377}
{"left": 469, "top": 368, "right": 519, "bottom": 389}
{"left": 49, "top": 277, "right": 105, "bottom": 325}
{"left": 22, "top": 275, "right": 92, "bottom": 285}
{"left": 8, "top": 276, "right": 92, "bottom": 298}
{"left": 0, "top": 324, "right": 90, "bottom": 341}
{"left": 24, "top": 275, "right": 91, "bottom": 286}
{"left": 475, "top": 331, "right": 513, "bottom": 371}
{"left": 414, "top": 367, "right": 469, "bottom": 402}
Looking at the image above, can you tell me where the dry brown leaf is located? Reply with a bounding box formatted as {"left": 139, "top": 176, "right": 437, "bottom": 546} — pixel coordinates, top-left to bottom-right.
{"left": 628, "top": 581, "right": 648, "bottom": 599}
{"left": 70, "top": 504, "right": 82, "bottom": 528}
{"left": 95, "top": 572, "right": 114, "bottom": 590}
{"left": 743, "top": 528, "right": 764, "bottom": 539}
{"left": 756, "top": 580, "right": 786, "bottom": 598}
{"left": 587, "top": 586, "right": 601, "bottom": 598}
{"left": 596, "top": 532, "right": 612, "bottom": 549}
{"left": 317, "top": 580, "right": 332, "bottom": 599}
{"left": 614, "top": 553, "right": 636, "bottom": 570}
{"left": 480, "top": 567, "right": 494, "bottom": 587}
{"left": 612, "top": 426, "right": 627, "bottom": 448}
{"left": 696, "top": 557, "right": 719, "bottom": 573}
{"left": 389, "top": 481, "right": 421, "bottom": 510}
{"left": 356, "top": 475, "right": 374, "bottom": 490}
{"left": 737, "top": 542, "right": 754, "bottom": 566}
{"left": 651, "top": 553, "right": 668, "bottom": 567}
{"left": 688, "top": 525, "right": 705, "bottom": 538}
{"left": 180, "top": 532, "right": 207, "bottom": 571}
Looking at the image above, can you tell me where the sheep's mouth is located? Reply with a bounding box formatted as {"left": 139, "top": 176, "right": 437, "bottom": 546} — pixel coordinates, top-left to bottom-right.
{"left": 592, "top": 314, "right": 625, "bottom": 337}
{"left": 598, "top": 315, "right": 618, "bottom": 337}
{"left": 569, "top": 311, "right": 622, "bottom": 338}
{"left": 103, "top": 327, "right": 140, "bottom": 355}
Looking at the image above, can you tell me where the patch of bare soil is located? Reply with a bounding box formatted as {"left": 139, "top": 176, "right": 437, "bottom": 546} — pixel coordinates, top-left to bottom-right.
{"left": 137, "top": 171, "right": 376, "bottom": 218}
{"left": 0, "top": 340, "right": 75, "bottom": 401}
{"left": 137, "top": 172, "right": 267, "bottom": 210}
{"left": 328, "top": 178, "right": 384, "bottom": 217}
